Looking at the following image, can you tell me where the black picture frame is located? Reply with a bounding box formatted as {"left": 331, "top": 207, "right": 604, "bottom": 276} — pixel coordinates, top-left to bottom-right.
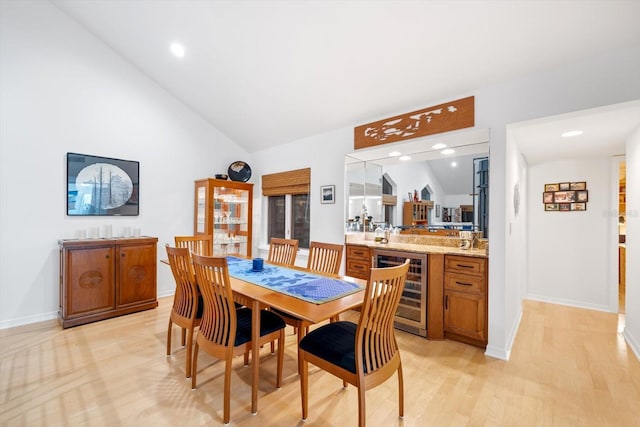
{"left": 67, "top": 152, "right": 139, "bottom": 216}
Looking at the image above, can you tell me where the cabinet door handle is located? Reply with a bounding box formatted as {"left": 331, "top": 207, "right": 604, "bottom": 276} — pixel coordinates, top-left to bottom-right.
{"left": 456, "top": 263, "right": 474, "bottom": 269}
{"left": 455, "top": 281, "right": 473, "bottom": 287}
{"left": 445, "top": 295, "right": 448, "bottom": 310}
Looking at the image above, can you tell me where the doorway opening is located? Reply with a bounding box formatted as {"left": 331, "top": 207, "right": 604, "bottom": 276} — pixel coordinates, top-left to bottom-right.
{"left": 618, "top": 161, "right": 626, "bottom": 315}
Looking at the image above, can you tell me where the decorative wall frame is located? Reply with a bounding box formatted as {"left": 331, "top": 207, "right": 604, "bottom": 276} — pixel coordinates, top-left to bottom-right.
{"left": 67, "top": 152, "right": 139, "bottom": 216}
{"left": 320, "top": 185, "right": 335, "bottom": 204}
{"left": 543, "top": 181, "right": 588, "bottom": 212}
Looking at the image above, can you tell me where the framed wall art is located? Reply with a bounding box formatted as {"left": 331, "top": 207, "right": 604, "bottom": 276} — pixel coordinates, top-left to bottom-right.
{"left": 67, "top": 152, "right": 139, "bottom": 216}
{"left": 320, "top": 184, "right": 335, "bottom": 204}
{"left": 543, "top": 181, "right": 588, "bottom": 212}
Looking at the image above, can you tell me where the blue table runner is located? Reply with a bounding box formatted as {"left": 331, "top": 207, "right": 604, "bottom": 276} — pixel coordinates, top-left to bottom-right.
{"left": 226, "top": 257, "right": 363, "bottom": 304}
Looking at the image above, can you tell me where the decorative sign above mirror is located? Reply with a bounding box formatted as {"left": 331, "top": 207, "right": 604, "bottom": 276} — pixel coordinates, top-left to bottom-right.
{"left": 354, "top": 96, "right": 475, "bottom": 150}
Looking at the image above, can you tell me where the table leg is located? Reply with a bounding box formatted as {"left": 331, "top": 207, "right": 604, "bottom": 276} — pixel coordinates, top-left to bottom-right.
{"left": 297, "top": 320, "right": 309, "bottom": 375}
{"left": 251, "top": 300, "right": 259, "bottom": 414}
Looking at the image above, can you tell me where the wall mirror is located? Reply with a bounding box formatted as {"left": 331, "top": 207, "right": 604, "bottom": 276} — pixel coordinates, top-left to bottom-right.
{"left": 345, "top": 128, "right": 490, "bottom": 238}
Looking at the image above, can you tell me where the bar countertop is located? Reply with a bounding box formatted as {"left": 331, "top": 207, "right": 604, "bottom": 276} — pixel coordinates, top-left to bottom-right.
{"left": 345, "top": 232, "right": 488, "bottom": 258}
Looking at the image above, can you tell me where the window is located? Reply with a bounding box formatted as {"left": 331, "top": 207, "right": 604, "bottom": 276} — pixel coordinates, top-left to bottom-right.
{"left": 262, "top": 168, "right": 311, "bottom": 249}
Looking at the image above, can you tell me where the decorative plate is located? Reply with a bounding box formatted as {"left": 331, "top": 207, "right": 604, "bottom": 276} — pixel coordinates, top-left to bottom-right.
{"left": 228, "top": 161, "right": 252, "bottom": 182}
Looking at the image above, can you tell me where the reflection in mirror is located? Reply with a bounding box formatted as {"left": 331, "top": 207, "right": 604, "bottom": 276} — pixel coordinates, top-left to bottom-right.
{"left": 345, "top": 128, "right": 490, "bottom": 238}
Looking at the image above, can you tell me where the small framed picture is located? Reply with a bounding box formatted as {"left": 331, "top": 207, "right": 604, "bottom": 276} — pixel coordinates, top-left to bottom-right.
{"left": 543, "top": 192, "right": 554, "bottom": 203}
{"left": 571, "top": 202, "right": 587, "bottom": 211}
{"left": 554, "top": 191, "right": 576, "bottom": 203}
{"left": 559, "top": 203, "right": 571, "bottom": 211}
{"left": 320, "top": 185, "right": 335, "bottom": 204}
{"left": 545, "top": 183, "right": 560, "bottom": 192}
{"left": 570, "top": 182, "right": 586, "bottom": 191}
{"left": 545, "top": 203, "right": 559, "bottom": 211}
{"left": 559, "top": 182, "right": 571, "bottom": 191}
{"left": 576, "top": 190, "right": 589, "bottom": 202}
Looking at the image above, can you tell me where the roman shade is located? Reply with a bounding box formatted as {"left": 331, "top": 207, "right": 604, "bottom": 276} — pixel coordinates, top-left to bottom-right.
{"left": 261, "top": 167, "right": 310, "bottom": 196}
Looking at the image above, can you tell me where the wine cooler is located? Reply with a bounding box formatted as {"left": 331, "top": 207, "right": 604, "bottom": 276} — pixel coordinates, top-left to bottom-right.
{"left": 373, "top": 249, "right": 427, "bottom": 337}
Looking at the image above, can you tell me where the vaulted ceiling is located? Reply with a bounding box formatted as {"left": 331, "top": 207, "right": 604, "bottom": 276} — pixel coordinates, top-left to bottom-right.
{"left": 52, "top": 0, "right": 640, "bottom": 161}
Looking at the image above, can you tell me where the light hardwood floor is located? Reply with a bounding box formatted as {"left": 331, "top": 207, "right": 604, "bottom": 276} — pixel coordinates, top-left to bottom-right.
{"left": 1, "top": 298, "right": 639, "bottom": 426}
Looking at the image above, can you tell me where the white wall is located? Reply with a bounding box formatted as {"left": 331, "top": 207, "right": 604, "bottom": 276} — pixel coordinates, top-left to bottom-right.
{"left": 0, "top": 1, "right": 249, "bottom": 327}
{"left": 527, "top": 159, "right": 612, "bottom": 310}
{"left": 623, "top": 130, "right": 640, "bottom": 359}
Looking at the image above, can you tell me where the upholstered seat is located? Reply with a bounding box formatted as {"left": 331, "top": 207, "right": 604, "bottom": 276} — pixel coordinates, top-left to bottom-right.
{"left": 299, "top": 259, "right": 410, "bottom": 427}
{"left": 191, "top": 254, "right": 285, "bottom": 424}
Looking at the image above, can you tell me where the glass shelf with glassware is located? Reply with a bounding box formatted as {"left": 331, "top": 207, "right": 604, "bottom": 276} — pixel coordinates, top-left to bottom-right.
{"left": 194, "top": 178, "right": 253, "bottom": 257}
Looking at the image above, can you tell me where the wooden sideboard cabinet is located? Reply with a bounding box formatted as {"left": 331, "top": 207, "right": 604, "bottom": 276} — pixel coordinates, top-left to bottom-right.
{"left": 443, "top": 255, "right": 488, "bottom": 348}
{"left": 59, "top": 237, "right": 158, "bottom": 328}
{"left": 345, "top": 244, "right": 371, "bottom": 280}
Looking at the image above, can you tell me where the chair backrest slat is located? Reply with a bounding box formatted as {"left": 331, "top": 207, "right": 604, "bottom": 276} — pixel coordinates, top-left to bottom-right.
{"left": 192, "top": 254, "right": 236, "bottom": 347}
{"left": 175, "top": 235, "right": 213, "bottom": 256}
{"left": 268, "top": 238, "right": 298, "bottom": 266}
{"left": 356, "top": 259, "right": 410, "bottom": 374}
{"left": 166, "top": 245, "right": 199, "bottom": 320}
{"left": 306, "top": 241, "right": 343, "bottom": 275}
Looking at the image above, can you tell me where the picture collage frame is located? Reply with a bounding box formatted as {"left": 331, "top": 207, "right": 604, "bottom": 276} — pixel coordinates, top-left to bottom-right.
{"left": 543, "top": 181, "right": 587, "bottom": 212}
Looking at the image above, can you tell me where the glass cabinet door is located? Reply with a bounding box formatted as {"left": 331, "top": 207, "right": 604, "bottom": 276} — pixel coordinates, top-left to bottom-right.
{"left": 213, "top": 185, "right": 250, "bottom": 256}
{"left": 194, "top": 178, "right": 253, "bottom": 258}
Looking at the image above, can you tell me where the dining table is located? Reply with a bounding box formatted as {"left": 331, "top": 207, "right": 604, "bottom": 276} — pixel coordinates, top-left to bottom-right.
{"left": 163, "top": 255, "right": 367, "bottom": 415}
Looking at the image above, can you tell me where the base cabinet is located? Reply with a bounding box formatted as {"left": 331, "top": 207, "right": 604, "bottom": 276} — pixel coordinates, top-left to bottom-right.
{"left": 59, "top": 237, "right": 158, "bottom": 328}
{"left": 443, "top": 255, "right": 488, "bottom": 347}
{"left": 345, "top": 244, "right": 371, "bottom": 280}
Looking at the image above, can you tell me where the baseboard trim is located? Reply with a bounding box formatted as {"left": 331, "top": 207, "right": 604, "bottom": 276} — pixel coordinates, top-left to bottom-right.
{"left": 527, "top": 293, "right": 612, "bottom": 313}
{"left": 623, "top": 326, "right": 640, "bottom": 362}
{"left": 0, "top": 310, "right": 58, "bottom": 330}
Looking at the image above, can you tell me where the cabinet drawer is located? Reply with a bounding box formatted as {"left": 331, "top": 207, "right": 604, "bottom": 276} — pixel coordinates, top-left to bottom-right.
{"left": 346, "top": 259, "right": 370, "bottom": 280}
{"left": 444, "top": 271, "right": 486, "bottom": 293}
{"left": 445, "top": 255, "right": 486, "bottom": 276}
{"left": 347, "top": 245, "right": 370, "bottom": 261}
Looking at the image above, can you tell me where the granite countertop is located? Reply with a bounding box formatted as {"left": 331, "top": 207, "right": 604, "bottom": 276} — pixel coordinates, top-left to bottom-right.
{"left": 345, "top": 233, "right": 488, "bottom": 258}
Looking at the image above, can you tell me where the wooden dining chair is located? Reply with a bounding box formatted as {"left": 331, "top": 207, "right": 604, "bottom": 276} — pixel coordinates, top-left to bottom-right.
{"left": 191, "top": 253, "right": 285, "bottom": 424}
{"left": 267, "top": 237, "right": 298, "bottom": 266}
{"left": 174, "top": 235, "right": 212, "bottom": 256}
{"left": 299, "top": 259, "right": 411, "bottom": 427}
{"left": 275, "top": 241, "right": 344, "bottom": 340}
{"left": 165, "top": 245, "right": 203, "bottom": 378}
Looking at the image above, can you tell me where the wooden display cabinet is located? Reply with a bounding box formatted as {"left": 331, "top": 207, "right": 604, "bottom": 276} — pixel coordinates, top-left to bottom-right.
{"left": 443, "top": 255, "right": 488, "bottom": 348}
{"left": 59, "top": 237, "right": 158, "bottom": 328}
{"left": 194, "top": 178, "right": 253, "bottom": 257}
{"left": 403, "top": 201, "right": 434, "bottom": 226}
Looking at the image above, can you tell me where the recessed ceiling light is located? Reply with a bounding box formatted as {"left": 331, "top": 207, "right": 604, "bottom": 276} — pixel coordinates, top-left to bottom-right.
{"left": 451, "top": 161, "right": 457, "bottom": 167}
{"left": 441, "top": 148, "right": 455, "bottom": 155}
{"left": 561, "top": 130, "right": 583, "bottom": 138}
{"left": 389, "top": 151, "right": 402, "bottom": 157}
{"left": 432, "top": 143, "right": 447, "bottom": 149}
{"left": 170, "top": 42, "right": 185, "bottom": 58}
{"left": 399, "top": 155, "right": 411, "bottom": 161}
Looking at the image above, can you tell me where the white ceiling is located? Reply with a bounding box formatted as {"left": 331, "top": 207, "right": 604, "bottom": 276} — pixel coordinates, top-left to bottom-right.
{"left": 51, "top": 0, "right": 640, "bottom": 160}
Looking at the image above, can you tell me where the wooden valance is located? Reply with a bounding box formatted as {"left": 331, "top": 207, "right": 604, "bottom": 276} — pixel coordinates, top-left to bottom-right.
{"left": 262, "top": 168, "right": 311, "bottom": 196}
{"left": 354, "top": 96, "right": 475, "bottom": 150}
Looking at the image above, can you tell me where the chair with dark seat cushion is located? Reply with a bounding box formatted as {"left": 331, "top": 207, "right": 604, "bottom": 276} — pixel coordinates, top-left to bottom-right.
{"left": 191, "top": 253, "right": 285, "bottom": 424}
{"left": 272, "top": 241, "right": 345, "bottom": 371}
{"left": 299, "top": 259, "right": 410, "bottom": 427}
{"left": 165, "top": 245, "right": 203, "bottom": 378}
